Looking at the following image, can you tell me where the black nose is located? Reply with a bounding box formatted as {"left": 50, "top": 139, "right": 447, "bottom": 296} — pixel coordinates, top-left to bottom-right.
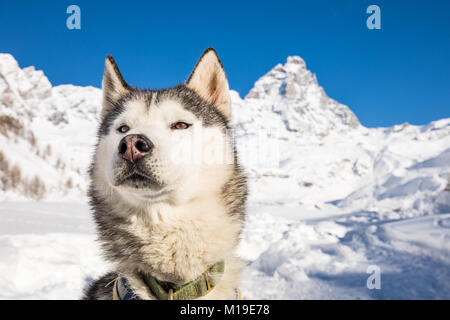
{"left": 118, "top": 134, "right": 153, "bottom": 163}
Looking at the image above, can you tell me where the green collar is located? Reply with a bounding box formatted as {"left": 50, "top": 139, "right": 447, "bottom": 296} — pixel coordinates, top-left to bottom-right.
{"left": 140, "top": 261, "right": 225, "bottom": 300}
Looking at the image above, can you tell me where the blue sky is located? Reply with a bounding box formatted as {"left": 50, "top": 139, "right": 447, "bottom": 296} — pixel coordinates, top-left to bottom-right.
{"left": 0, "top": 0, "right": 449, "bottom": 127}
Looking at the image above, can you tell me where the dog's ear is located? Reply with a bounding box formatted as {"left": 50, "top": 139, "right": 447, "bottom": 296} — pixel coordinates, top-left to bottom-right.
{"left": 186, "top": 48, "right": 231, "bottom": 119}
{"left": 101, "top": 55, "right": 131, "bottom": 120}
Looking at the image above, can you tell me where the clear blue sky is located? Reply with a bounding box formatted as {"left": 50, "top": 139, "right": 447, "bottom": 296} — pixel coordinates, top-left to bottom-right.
{"left": 1, "top": 0, "right": 449, "bottom": 127}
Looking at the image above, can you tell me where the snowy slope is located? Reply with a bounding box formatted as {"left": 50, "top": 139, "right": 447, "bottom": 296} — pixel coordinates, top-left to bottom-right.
{"left": 0, "top": 53, "right": 449, "bottom": 299}
{"left": 0, "top": 53, "right": 100, "bottom": 201}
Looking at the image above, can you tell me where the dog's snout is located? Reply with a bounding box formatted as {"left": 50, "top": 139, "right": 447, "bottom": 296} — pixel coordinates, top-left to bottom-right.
{"left": 118, "top": 134, "right": 153, "bottom": 163}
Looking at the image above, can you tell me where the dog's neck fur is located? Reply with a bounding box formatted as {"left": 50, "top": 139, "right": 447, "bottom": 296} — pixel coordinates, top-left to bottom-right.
{"left": 123, "top": 192, "right": 241, "bottom": 284}
{"left": 91, "top": 185, "right": 243, "bottom": 287}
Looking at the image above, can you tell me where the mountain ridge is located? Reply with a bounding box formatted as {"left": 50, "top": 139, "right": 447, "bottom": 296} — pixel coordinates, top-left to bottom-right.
{"left": 0, "top": 53, "right": 448, "bottom": 220}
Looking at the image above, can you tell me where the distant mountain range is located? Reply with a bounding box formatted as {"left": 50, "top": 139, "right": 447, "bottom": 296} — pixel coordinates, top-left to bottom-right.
{"left": 0, "top": 53, "right": 449, "bottom": 218}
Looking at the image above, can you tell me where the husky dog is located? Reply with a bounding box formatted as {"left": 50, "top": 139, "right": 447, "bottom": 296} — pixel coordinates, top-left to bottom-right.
{"left": 83, "top": 48, "right": 247, "bottom": 300}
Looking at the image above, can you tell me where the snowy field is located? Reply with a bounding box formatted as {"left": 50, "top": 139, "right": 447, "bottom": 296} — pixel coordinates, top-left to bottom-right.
{"left": 0, "top": 201, "right": 449, "bottom": 299}
{"left": 0, "top": 202, "right": 108, "bottom": 299}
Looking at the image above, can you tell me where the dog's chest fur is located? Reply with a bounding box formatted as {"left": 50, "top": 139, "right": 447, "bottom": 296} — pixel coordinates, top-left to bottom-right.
{"left": 120, "top": 198, "right": 242, "bottom": 285}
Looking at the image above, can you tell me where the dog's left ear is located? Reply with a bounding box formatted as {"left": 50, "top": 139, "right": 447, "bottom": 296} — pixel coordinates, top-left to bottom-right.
{"left": 186, "top": 48, "right": 231, "bottom": 119}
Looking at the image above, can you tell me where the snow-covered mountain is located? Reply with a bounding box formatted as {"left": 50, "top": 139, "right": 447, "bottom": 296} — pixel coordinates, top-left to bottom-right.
{"left": 0, "top": 53, "right": 101, "bottom": 200}
{"left": 230, "top": 54, "right": 450, "bottom": 219}
{"left": 2, "top": 52, "right": 448, "bottom": 217}
{"left": 0, "top": 53, "right": 449, "bottom": 299}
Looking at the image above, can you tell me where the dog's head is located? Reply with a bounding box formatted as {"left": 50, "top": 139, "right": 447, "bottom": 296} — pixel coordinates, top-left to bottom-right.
{"left": 91, "top": 49, "right": 236, "bottom": 206}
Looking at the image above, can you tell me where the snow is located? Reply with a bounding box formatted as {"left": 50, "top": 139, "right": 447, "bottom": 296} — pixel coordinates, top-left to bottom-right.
{"left": 381, "top": 214, "right": 450, "bottom": 252}
{"left": 239, "top": 206, "right": 450, "bottom": 299}
{"left": 0, "top": 202, "right": 110, "bottom": 300}
{"left": 0, "top": 53, "right": 449, "bottom": 299}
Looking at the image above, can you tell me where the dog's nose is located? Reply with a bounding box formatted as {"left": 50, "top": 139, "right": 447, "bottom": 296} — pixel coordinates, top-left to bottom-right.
{"left": 118, "top": 134, "right": 153, "bottom": 163}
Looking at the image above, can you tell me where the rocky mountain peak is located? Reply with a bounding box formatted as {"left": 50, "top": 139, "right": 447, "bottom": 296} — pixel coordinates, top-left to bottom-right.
{"left": 242, "top": 55, "right": 359, "bottom": 137}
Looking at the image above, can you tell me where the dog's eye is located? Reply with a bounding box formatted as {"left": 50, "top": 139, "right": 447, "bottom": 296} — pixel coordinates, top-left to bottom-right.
{"left": 117, "top": 125, "right": 130, "bottom": 133}
{"left": 171, "top": 122, "right": 191, "bottom": 130}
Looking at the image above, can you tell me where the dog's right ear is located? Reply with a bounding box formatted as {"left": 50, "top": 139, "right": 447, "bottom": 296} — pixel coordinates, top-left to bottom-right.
{"left": 186, "top": 48, "right": 231, "bottom": 119}
{"left": 101, "top": 55, "right": 130, "bottom": 120}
